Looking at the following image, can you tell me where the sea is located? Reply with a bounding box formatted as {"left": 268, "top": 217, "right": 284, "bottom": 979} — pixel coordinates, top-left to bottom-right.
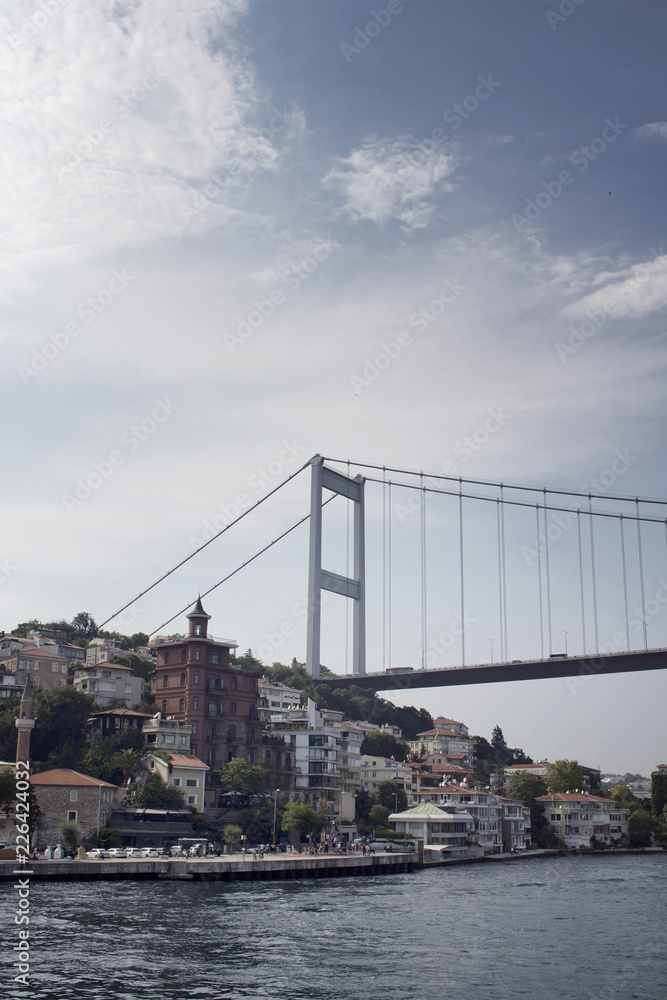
{"left": 1, "top": 853, "right": 665, "bottom": 1000}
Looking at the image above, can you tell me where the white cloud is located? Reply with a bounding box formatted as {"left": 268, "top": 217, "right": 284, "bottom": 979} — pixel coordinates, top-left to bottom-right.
{"left": 322, "top": 134, "right": 457, "bottom": 232}
{"left": 635, "top": 122, "right": 667, "bottom": 140}
{"left": 0, "top": 0, "right": 297, "bottom": 284}
{"left": 563, "top": 253, "right": 667, "bottom": 319}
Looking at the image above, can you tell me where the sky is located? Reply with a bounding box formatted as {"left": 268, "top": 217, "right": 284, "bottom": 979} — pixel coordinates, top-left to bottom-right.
{"left": 1, "top": 0, "right": 666, "bottom": 776}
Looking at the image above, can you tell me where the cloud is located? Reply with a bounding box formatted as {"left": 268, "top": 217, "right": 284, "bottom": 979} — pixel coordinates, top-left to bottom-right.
{"left": 635, "top": 122, "right": 667, "bottom": 140}
{"left": 0, "top": 0, "right": 297, "bottom": 283}
{"left": 322, "top": 134, "right": 457, "bottom": 232}
{"left": 563, "top": 252, "right": 667, "bottom": 319}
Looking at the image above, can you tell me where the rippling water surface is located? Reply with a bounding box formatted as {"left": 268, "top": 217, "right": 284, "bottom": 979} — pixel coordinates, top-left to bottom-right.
{"left": 1, "top": 854, "right": 665, "bottom": 1000}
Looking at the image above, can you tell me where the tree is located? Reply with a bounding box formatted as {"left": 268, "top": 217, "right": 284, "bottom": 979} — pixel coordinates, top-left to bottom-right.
{"left": 491, "top": 725, "right": 507, "bottom": 754}
{"left": 628, "top": 809, "right": 654, "bottom": 848}
{"left": 506, "top": 773, "right": 548, "bottom": 805}
{"left": 651, "top": 772, "right": 667, "bottom": 816}
{"left": 611, "top": 783, "right": 641, "bottom": 811}
{"left": 377, "top": 781, "right": 407, "bottom": 812}
{"left": 215, "top": 758, "right": 267, "bottom": 798}
{"left": 360, "top": 731, "right": 410, "bottom": 762}
{"left": 130, "top": 772, "right": 185, "bottom": 809}
{"left": 369, "top": 804, "right": 390, "bottom": 828}
{"left": 11, "top": 620, "right": 42, "bottom": 638}
{"left": 58, "top": 819, "right": 82, "bottom": 849}
{"left": 109, "top": 653, "right": 154, "bottom": 683}
{"left": 114, "top": 749, "right": 144, "bottom": 783}
{"left": 29, "top": 687, "right": 97, "bottom": 763}
{"left": 546, "top": 760, "right": 585, "bottom": 794}
{"left": 280, "top": 801, "right": 328, "bottom": 843}
{"left": 222, "top": 823, "right": 243, "bottom": 849}
{"left": 71, "top": 612, "right": 98, "bottom": 640}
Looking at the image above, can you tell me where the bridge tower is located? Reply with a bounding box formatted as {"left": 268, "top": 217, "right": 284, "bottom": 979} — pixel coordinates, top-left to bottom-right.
{"left": 306, "top": 456, "right": 366, "bottom": 679}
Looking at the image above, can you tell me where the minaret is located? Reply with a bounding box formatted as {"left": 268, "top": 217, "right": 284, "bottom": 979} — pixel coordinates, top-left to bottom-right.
{"left": 186, "top": 596, "right": 211, "bottom": 638}
{"left": 15, "top": 675, "right": 35, "bottom": 767}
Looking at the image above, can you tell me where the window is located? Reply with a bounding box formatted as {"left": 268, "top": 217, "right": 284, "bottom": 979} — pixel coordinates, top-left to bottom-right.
{"left": 125, "top": 685, "right": 132, "bottom": 693}
{"left": 229, "top": 702, "right": 236, "bottom": 715}
{"left": 194, "top": 624, "right": 202, "bottom": 636}
{"left": 162, "top": 675, "right": 168, "bottom": 688}
{"left": 164, "top": 651, "right": 170, "bottom": 664}
{"left": 181, "top": 649, "right": 187, "bottom": 663}
{"left": 191, "top": 722, "right": 198, "bottom": 735}
{"left": 188, "top": 795, "right": 196, "bottom": 805}
{"left": 180, "top": 673, "right": 186, "bottom": 686}
{"left": 210, "top": 651, "right": 220, "bottom": 665}
{"left": 228, "top": 726, "right": 236, "bottom": 741}
{"left": 69, "top": 790, "right": 78, "bottom": 802}
{"left": 161, "top": 735, "right": 176, "bottom": 745}
{"left": 179, "top": 699, "right": 185, "bottom": 711}
{"left": 67, "top": 811, "right": 77, "bottom": 822}
{"left": 194, "top": 647, "right": 201, "bottom": 661}
{"left": 193, "top": 697, "right": 199, "bottom": 710}
{"left": 186, "top": 779, "right": 197, "bottom": 787}
{"left": 207, "top": 702, "right": 218, "bottom": 716}
{"left": 173, "top": 778, "right": 181, "bottom": 786}
{"left": 115, "top": 718, "right": 121, "bottom": 728}
{"left": 230, "top": 676, "right": 237, "bottom": 691}
{"left": 52, "top": 663, "right": 58, "bottom": 672}
{"left": 162, "top": 700, "right": 167, "bottom": 713}
{"left": 193, "top": 671, "right": 199, "bottom": 684}
{"left": 19, "top": 660, "right": 25, "bottom": 668}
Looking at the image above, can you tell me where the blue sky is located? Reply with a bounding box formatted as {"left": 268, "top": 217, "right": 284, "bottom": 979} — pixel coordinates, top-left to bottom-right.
{"left": 1, "top": 0, "right": 666, "bottom": 774}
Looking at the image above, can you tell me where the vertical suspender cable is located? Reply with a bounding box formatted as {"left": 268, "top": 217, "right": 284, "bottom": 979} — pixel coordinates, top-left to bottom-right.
{"left": 497, "top": 501, "right": 505, "bottom": 662}
{"left": 577, "top": 510, "right": 587, "bottom": 655}
{"left": 459, "top": 482, "right": 465, "bottom": 669}
{"left": 346, "top": 462, "right": 352, "bottom": 668}
{"left": 636, "top": 498, "right": 648, "bottom": 650}
{"left": 388, "top": 481, "right": 392, "bottom": 669}
{"left": 381, "top": 468, "right": 386, "bottom": 671}
{"left": 588, "top": 494, "right": 600, "bottom": 654}
{"left": 420, "top": 476, "right": 427, "bottom": 671}
{"left": 500, "top": 485, "right": 508, "bottom": 661}
{"left": 543, "top": 490, "right": 553, "bottom": 655}
{"left": 619, "top": 515, "right": 630, "bottom": 651}
{"left": 535, "top": 504, "right": 545, "bottom": 659}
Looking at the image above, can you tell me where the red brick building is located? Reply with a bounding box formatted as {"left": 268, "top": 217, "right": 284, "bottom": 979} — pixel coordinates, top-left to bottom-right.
{"left": 153, "top": 598, "right": 261, "bottom": 768}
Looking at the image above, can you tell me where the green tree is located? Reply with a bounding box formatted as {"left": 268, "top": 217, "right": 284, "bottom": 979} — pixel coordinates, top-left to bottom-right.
{"left": 376, "top": 781, "right": 408, "bottom": 811}
{"left": 360, "top": 731, "right": 410, "bottom": 762}
{"left": 491, "top": 725, "right": 507, "bottom": 754}
{"left": 58, "top": 819, "right": 82, "bottom": 849}
{"left": 280, "top": 801, "right": 328, "bottom": 843}
{"left": 222, "top": 823, "right": 243, "bottom": 849}
{"left": 71, "top": 611, "right": 98, "bottom": 640}
{"left": 651, "top": 772, "right": 667, "bottom": 816}
{"left": 239, "top": 802, "right": 278, "bottom": 843}
{"left": 628, "top": 809, "right": 654, "bottom": 848}
{"left": 11, "top": 620, "right": 42, "bottom": 638}
{"left": 215, "top": 758, "right": 267, "bottom": 798}
{"left": 369, "top": 804, "right": 390, "bottom": 828}
{"left": 611, "top": 783, "right": 641, "bottom": 810}
{"left": 30, "top": 687, "right": 97, "bottom": 763}
{"left": 506, "top": 773, "right": 548, "bottom": 805}
{"left": 114, "top": 749, "right": 144, "bottom": 783}
{"left": 130, "top": 772, "right": 185, "bottom": 809}
{"left": 546, "top": 760, "right": 585, "bottom": 794}
{"left": 109, "top": 652, "right": 154, "bottom": 682}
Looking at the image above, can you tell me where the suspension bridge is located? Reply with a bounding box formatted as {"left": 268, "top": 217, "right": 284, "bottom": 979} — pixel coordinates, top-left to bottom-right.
{"left": 100, "top": 454, "right": 667, "bottom": 692}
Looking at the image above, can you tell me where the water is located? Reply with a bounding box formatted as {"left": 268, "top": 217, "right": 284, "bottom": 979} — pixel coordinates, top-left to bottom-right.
{"left": 1, "top": 854, "right": 665, "bottom": 999}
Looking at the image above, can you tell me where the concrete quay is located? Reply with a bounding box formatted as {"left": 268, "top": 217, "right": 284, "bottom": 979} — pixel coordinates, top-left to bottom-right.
{"left": 0, "top": 850, "right": 417, "bottom": 883}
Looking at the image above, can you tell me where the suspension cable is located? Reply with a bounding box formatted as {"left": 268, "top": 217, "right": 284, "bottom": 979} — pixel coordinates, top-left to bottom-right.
{"left": 99, "top": 459, "right": 311, "bottom": 628}
{"left": 543, "top": 490, "right": 553, "bottom": 655}
{"left": 636, "top": 498, "right": 648, "bottom": 650}
{"left": 620, "top": 515, "right": 630, "bottom": 651}
{"left": 500, "top": 484, "right": 508, "bottom": 660}
{"left": 459, "top": 482, "right": 465, "bottom": 669}
{"left": 589, "top": 494, "right": 600, "bottom": 654}
{"left": 148, "top": 494, "right": 337, "bottom": 637}
{"left": 535, "top": 505, "right": 544, "bottom": 659}
{"left": 420, "top": 474, "right": 427, "bottom": 671}
{"left": 497, "top": 501, "right": 506, "bottom": 661}
{"left": 381, "top": 467, "right": 387, "bottom": 671}
{"left": 388, "top": 481, "right": 392, "bottom": 669}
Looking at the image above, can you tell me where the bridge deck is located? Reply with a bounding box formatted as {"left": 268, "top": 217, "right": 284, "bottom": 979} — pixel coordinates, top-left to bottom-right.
{"left": 315, "top": 648, "right": 667, "bottom": 691}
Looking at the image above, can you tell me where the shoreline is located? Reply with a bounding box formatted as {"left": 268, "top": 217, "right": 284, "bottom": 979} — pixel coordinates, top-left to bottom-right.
{"left": 0, "top": 847, "right": 662, "bottom": 883}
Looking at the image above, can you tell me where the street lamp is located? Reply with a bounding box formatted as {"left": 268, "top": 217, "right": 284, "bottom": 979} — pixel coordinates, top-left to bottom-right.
{"left": 489, "top": 638, "right": 495, "bottom": 664}
{"left": 563, "top": 630, "right": 569, "bottom": 656}
{"left": 272, "top": 788, "right": 280, "bottom": 844}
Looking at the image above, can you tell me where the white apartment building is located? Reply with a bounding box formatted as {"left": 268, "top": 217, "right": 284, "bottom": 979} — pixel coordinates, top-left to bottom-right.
{"left": 143, "top": 752, "right": 209, "bottom": 812}
{"left": 74, "top": 663, "right": 143, "bottom": 708}
{"left": 536, "top": 792, "right": 629, "bottom": 848}
{"left": 258, "top": 679, "right": 302, "bottom": 723}
{"left": 410, "top": 783, "right": 503, "bottom": 852}
{"left": 360, "top": 754, "right": 412, "bottom": 796}
{"left": 142, "top": 713, "right": 193, "bottom": 753}
{"left": 390, "top": 802, "right": 477, "bottom": 857}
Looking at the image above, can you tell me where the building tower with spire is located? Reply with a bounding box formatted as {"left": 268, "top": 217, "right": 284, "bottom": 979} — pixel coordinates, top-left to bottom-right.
{"left": 15, "top": 675, "right": 35, "bottom": 767}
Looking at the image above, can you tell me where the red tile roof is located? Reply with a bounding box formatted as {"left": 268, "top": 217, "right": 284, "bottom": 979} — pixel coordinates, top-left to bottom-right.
{"left": 535, "top": 793, "right": 614, "bottom": 804}
{"left": 30, "top": 769, "right": 117, "bottom": 788}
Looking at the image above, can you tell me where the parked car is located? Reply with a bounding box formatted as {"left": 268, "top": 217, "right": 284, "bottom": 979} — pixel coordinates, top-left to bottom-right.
{"left": 85, "top": 848, "right": 108, "bottom": 859}
{"left": 106, "top": 848, "right": 128, "bottom": 859}
{"left": 140, "top": 847, "right": 160, "bottom": 858}
{"left": 125, "top": 848, "right": 144, "bottom": 858}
